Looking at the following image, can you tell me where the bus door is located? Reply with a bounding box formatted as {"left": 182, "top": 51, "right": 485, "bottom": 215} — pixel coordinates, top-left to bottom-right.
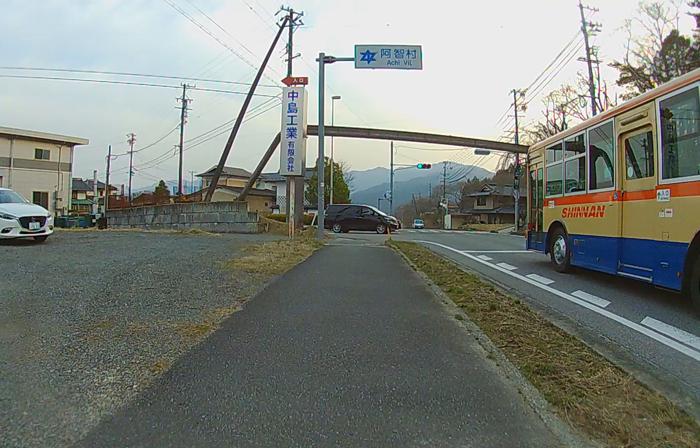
{"left": 527, "top": 162, "right": 545, "bottom": 251}
{"left": 618, "top": 126, "right": 657, "bottom": 281}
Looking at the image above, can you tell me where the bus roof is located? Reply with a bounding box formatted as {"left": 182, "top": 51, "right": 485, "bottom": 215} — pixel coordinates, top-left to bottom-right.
{"left": 530, "top": 67, "right": 700, "bottom": 151}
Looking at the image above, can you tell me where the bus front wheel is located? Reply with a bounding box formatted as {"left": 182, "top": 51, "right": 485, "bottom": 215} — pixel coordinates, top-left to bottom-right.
{"left": 549, "top": 227, "right": 571, "bottom": 273}
{"left": 689, "top": 257, "right": 700, "bottom": 313}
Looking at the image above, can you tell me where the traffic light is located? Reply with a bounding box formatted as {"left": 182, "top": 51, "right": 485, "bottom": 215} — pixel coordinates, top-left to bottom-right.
{"left": 416, "top": 163, "right": 432, "bottom": 169}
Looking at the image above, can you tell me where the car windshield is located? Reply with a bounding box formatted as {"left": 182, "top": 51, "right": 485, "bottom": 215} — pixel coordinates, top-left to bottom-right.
{"left": 414, "top": 219, "right": 423, "bottom": 223}
{"left": 367, "top": 205, "right": 387, "bottom": 216}
{"left": 0, "top": 190, "right": 28, "bottom": 204}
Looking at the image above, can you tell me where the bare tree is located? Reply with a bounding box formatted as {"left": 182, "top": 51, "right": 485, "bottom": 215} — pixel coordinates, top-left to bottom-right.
{"left": 611, "top": 1, "right": 698, "bottom": 99}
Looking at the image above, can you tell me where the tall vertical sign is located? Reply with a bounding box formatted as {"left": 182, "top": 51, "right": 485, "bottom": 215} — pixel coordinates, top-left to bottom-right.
{"left": 280, "top": 86, "right": 308, "bottom": 176}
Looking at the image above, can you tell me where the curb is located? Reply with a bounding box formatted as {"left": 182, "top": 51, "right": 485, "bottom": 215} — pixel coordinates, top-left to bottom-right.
{"left": 389, "top": 243, "right": 600, "bottom": 448}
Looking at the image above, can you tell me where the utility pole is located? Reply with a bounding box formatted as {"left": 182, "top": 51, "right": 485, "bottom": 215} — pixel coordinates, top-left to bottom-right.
{"left": 579, "top": 0, "right": 598, "bottom": 117}
{"left": 92, "top": 170, "right": 98, "bottom": 216}
{"left": 330, "top": 95, "right": 341, "bottom": 205}
{"left": 280, "top": 6, "right": 305, "bottom": 234}
{"left": 442, "top": 162, "right": 448, "bottom": 230}
{"left": 105, "top": 145, "right": 111, "bottom": 223}
{"left": 390, "top": 141, "right": 394, "bottom": 215}
{"left": 513, "top": 89, "right": 521, "bottom": 232}
{"left": 127, "top": 133, "right": 136, "bottom": 205}
{"left": 177, "top": 84, "right": 193, "bottom": 196}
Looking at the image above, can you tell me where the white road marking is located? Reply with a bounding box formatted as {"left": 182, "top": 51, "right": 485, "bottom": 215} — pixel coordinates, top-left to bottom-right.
{"left": 526, "top": 273, "right": 555, "bottom": 285}
{"left": 461, "top": 250, "right": 531, "bottom": 254}
{"left": 477, "top": 255, "right": 493, "bottom": 261}
{"left": 571, "top": 290, "right": 610, "bottom": 308}
{"left": 496, "top": 262, "right": 518, "bottom": 271}
{"left": 415, "top": 240, "right": 700, "bottom": 362}
{"left": 641, "top": 317, "right": 700, "bottom": 351}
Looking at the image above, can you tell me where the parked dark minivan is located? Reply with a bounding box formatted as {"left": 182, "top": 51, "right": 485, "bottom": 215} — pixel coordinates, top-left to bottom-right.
{"left": 325, "top": 204, "right": 400, "bottom": 234}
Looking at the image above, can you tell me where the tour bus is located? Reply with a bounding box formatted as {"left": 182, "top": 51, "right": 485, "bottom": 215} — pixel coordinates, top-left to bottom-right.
{"left": 526, "top": 68, "right": 700, "bottom": 310}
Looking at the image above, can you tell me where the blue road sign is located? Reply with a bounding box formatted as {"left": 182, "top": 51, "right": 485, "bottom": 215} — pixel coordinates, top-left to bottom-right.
{"left": 354, "top": 45, "right": 423, "bottom": 70}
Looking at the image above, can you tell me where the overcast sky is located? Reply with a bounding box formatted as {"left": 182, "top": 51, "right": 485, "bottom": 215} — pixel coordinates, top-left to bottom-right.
{"left": 1, "top": 0, "right": 696, "bottom": 189}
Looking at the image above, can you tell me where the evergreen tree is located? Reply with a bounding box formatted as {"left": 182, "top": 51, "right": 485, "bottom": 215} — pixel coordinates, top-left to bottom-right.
{"left": 306, "top": 157, "right": 351, "bottom": 205}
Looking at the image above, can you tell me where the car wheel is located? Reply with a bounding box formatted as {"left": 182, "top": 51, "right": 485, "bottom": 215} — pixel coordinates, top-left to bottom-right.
{"left": 689, "top": 256, "right": 700, "bottom": 314}
{"left": 331, "top": 223, "right": 343, "bottom": 233}
{"left": 549, "top": 227, "right": 570, "bottom": 273}
{"left": 34, "top": 236, "right": 48, "bottom": 243}
{"left": 376, "top": 223, "right": 387, "bottom": 234}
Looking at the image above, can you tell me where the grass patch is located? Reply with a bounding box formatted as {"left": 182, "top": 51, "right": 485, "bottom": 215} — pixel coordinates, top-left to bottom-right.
{"left": 391, "top": 241, "right": 700, "bottom": 448}
{"left": 149, "top": 358, "right": 171, "bottom": 375}
{"left": 226, "top": 237, "right": 322, "bottom": 276}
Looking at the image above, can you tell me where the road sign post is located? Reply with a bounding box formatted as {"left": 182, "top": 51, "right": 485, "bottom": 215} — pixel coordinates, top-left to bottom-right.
{"left": 316, "top": 44, "right": 422, "bottom": 240}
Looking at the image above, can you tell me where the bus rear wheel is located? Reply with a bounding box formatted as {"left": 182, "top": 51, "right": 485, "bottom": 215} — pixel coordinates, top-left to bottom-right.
{"left": 689, "top": 257, "right": 700, "bottom": 314}
{"left": 549, "top": 227, "right": 571, "bottom": 273}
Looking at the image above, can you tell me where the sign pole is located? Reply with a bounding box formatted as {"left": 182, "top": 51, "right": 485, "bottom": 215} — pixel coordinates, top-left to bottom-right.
{"left": 316, "top": 52, "right": 326, "bottom": 240}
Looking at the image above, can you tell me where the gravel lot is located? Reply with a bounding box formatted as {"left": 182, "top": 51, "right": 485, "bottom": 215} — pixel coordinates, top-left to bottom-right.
{"left": 0, "top": 230, "right": 280, "bottom": 447}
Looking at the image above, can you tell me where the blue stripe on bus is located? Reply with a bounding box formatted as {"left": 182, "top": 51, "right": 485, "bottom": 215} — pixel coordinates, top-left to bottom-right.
{"left": 570, "top": 234, "right": 687, "bottom": 290}
{"left": 528, "top": 232, "right": 688, "bottom": 290}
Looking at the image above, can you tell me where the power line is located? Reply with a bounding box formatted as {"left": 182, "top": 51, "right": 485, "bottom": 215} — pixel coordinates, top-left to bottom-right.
{"left": 525, "top": 41, "right": 584, "bottom": 105}
{"left": 0, "top": 66, "right": 280, "bottom": 88}
{"left": 161, "top": 0, "right": 281, "bottom": 81}
{"left": 181, "top": 0, "right": 258, "bottom": 58}
{"left": 0, "top": 74, "right": 279, "bottom": 97}
{"left": 523, "top": 31, "right": 582, "bottom": 93}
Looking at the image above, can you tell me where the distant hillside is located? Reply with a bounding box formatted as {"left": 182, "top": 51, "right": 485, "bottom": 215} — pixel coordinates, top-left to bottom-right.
{"left": 348, "top": 166, "right": 426, "bottom": 192}
{"left": 132, "top": 179, "right": 201, "bottom": 195}
{"left": 350, "top": 162, "right": 493, "bottom": 211}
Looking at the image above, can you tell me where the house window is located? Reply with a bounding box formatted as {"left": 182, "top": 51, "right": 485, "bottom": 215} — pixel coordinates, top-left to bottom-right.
{"left": 476, "top": 197, "right": 487, "bottom": 207}
{"left": 35, "top": 148, "right": 50, "bottom": 160}
{"left": 33, "top": 191, "right": 49, "bottom": 209}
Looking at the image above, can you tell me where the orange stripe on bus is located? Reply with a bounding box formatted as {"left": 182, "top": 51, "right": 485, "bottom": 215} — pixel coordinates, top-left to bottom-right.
{"left": 547, "top": 181, "right": 700, "bottom": 205}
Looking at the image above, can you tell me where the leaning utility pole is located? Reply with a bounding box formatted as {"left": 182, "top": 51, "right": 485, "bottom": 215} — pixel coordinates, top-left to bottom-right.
{"left": 579, "top": 0, "right": 598, "bottom": 117}
{"left": 205, "top": 15, "right": 290, "bottom": 202}
{"left": 177, "top": 84, "right": 193, "bottom": 195}
{"left": 127, "top": 133, "right": 136, "bottom": 205}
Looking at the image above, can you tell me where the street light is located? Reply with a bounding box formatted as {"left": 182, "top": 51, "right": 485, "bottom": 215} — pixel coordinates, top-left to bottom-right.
{"left": 330, "top": 95, "right": 341, "bottom": 205}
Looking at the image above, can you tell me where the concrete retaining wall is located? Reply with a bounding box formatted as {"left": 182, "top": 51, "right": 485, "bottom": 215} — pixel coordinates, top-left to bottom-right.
{"left": 107, "top": 201, "right": 259, "bottom": 233}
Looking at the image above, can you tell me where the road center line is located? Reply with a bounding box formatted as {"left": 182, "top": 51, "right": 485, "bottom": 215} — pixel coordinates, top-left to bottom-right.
{"left": 571, "top": 290, "right": 610, "bottom": 308}
{"left": 526, "top": 273, "right": 555, "bottom": 285}
{"left": 415, "top": 240, "right": 700, "bottom": 362}
{"left": 496, "top": 262, "right": 518, "bottom": 271}
{"left": 641, "top": 317, "right": 700, "bottom": 351}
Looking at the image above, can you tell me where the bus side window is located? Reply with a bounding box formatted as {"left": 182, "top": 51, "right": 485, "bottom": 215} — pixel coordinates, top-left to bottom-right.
{"left": 588, "top": 121, "right": 615, "bottom": 190}
{"left": 625, "top": 131, "right": 655, "bottom": 179}
{"left": 659, "top": 85, "right": 700, "bottom": 179}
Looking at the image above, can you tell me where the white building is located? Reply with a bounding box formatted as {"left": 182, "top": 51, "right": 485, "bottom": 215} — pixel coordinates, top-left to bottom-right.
{"left": 0, "top": 126, "right": 89, "bottom": 215}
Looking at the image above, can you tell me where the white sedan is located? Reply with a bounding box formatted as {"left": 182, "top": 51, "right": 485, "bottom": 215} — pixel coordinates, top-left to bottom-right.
{"left": 0, "top": 188, "right": 54, "bottom": 242}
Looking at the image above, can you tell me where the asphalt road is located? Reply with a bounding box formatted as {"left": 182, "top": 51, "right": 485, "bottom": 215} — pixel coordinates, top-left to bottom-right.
{"left": 331, "top": 230, "right": 700, "bottom": 417}
{"left": 79, "top": 245, "right": 568, "bottom": 447}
